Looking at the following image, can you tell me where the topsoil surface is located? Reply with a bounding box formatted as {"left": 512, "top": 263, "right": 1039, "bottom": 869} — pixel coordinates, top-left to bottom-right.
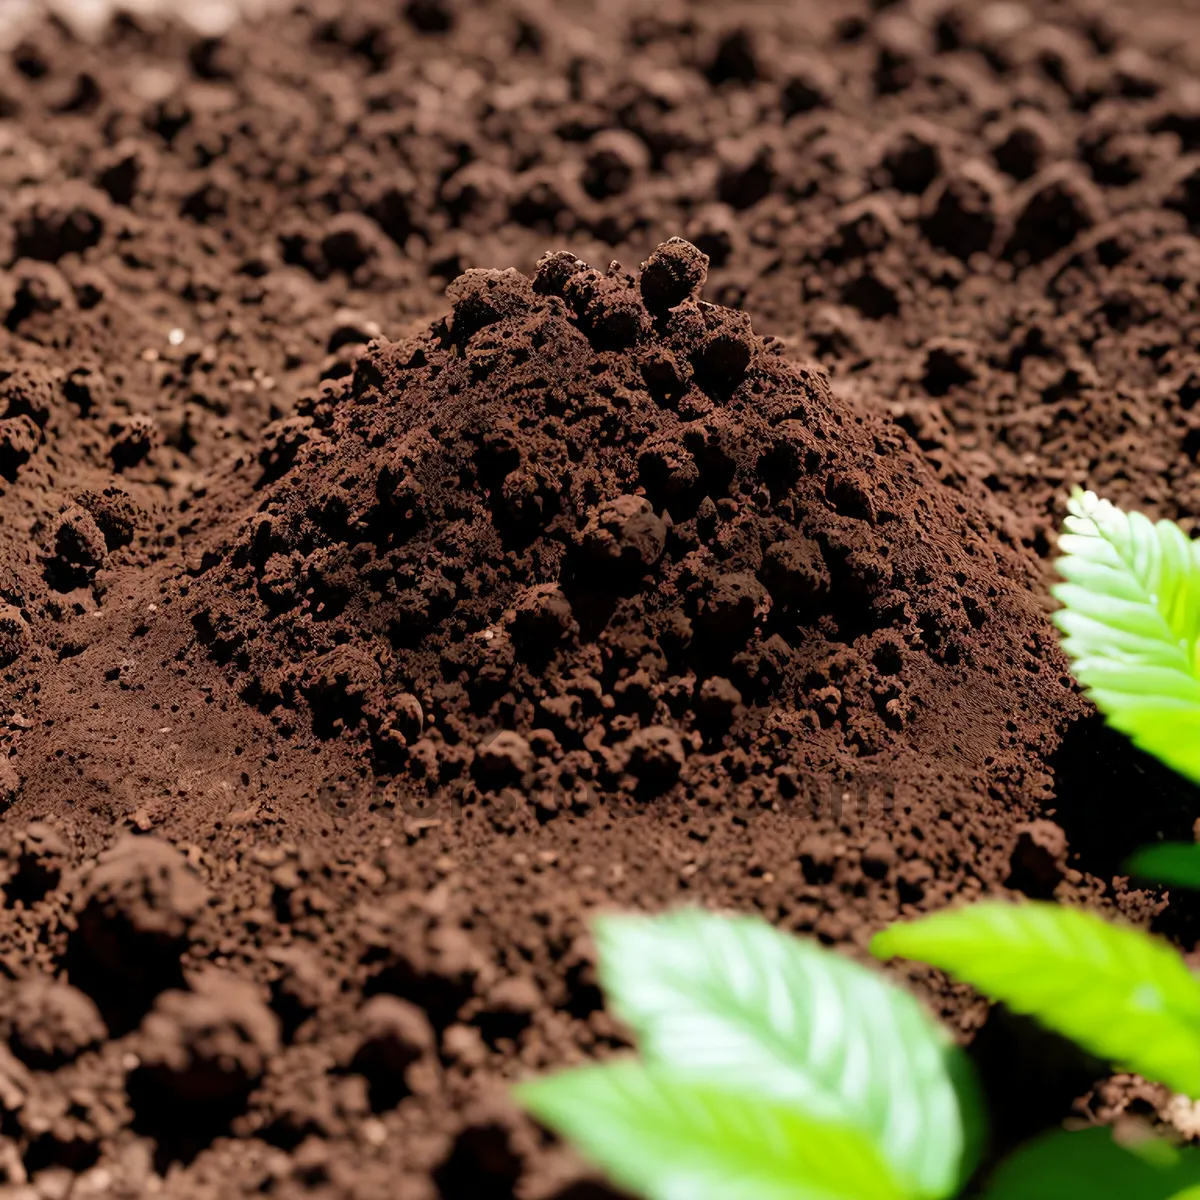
{"left": 0, "top": 0, "right": 1199, "bottom": 1195}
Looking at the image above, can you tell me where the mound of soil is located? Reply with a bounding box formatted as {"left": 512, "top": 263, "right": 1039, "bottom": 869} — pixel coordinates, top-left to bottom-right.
{"left": 187, "top": 236, "right": 1068, "bottom": 818}
{"left": 0, "top": 0, "right": 1197, "bottom": 1195}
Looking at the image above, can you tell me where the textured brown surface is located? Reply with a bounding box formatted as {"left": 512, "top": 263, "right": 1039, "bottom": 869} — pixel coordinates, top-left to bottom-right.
{"left": 0, "top": 0, "right": 1198, "bottom": 1194}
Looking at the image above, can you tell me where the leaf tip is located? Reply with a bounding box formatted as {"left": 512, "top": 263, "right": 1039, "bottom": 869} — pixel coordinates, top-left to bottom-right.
{"left": 510, "top": 1077, "right": 548, "bottom": 1119}
{"left": 1065, "top": 486, "right": 1100, "bottom": 518}
{"left": 1122, "top": 848, "right": 1154, "bottom": 879}
{"left": 868, "top": 928, "right": 900, "bottom": 961}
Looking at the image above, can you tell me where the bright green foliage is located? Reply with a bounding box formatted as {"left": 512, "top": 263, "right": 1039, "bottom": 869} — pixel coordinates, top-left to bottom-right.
{"left": 981, "top": 1126, "right": 1200, "bottom": 1200}
{"left": 515, "top": 906, "right": 1200, "bottom": 1200}
{"left": 515, "top": 1061, "right": 907, "bottom": 1200}
{"left": 1052, "top": 488, "right": 1200, "bottom": 785}
{"left": 873, "top": 901, "right": 1200, "bottom": 1097}
{"left": 593, "top": 910, "right": 982, "bottom": 1198}
{"left": 1126, "top": 842, "right": 1200, "bottom": 891}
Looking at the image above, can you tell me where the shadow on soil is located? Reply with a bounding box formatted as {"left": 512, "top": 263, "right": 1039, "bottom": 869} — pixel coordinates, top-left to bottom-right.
{"left": 969, "top": 1005, "right": 1108, "bottom": 1168}
{"left": 1047, "top": 711, "right": 1199, "bottom": 881}
{"left": 1048, "top": 709, "right": 1200, "bottom": 945}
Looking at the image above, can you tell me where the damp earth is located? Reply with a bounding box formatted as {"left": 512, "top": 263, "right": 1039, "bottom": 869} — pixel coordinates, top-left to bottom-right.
{"left": 0, "top": 0, "right": 1196, "bottom": 1195}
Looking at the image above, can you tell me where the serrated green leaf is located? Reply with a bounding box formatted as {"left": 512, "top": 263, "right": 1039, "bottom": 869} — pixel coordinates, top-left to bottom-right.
{"left": 515, "top": 1061, "right": 907, "bottom": 1200}
{"left": 594, "top": 910, "right": 982, "bottom": 1198}
{"left": 1126, "top": 843, "right": 1200, "bottom": 890}
{"left": 872, "top": 902, "right": 1200, "bottom": 1097}
{"left": 982, "top": 1126, "right": 1200, "bottom": 1200}
{"left": 1051, "top": 488, "right": 1200, "bottom": 785}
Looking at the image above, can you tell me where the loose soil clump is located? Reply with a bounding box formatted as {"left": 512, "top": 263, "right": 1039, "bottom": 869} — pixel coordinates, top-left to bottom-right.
{"left": 188, "top": 236, "right": 1068, "bottom": 846}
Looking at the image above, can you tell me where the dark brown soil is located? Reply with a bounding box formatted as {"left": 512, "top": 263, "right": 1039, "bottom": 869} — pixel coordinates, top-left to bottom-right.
{"left": 0, "top": 0, "right": 1198, "bottom": 1194}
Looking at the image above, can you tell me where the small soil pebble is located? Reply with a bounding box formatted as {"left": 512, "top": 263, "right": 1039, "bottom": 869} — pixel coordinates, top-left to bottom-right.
{"left": 267, "top": 945, "right": 338, "bottom": 1039}
{"left": 639, "top": 237, "right": 710, "bottom": 314}
{"left": 6, "top": 822, "right": 65, "bottom": 903}
{"left": 69, "top": 837, "right": 209, "bottom": 1027}
{"left": 579, "top": 495, "right": 668, "bottom": 570}
{"left": 0, "top": 417, "right": 39, "bottom": 482}
{"left": 109, "top": 415, "right": 160, "bottom": 469}
{"left": 132, "top": 969, "right": 280, "bottom": 1108}
{"left": 0, "top": 609, "right": 31, "bottom": 670}
{"left": 620, "top": 725, "right": 687, "bottom": 791}
{"left": 347, "top": 995, "right": 440, "bottom": 1108}
{"left": 1008, "top": 820, "right": 1070, "bottom": 899}
{"left": 5, "top": 976, "right": 107, "bottom": 1069}
{"left": 474, "top": 731, "right": 535, "bottom": 783}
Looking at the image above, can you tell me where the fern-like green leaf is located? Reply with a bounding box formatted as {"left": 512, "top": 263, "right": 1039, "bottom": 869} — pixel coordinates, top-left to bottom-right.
{"left": 872, "top": 902, "right": 1200, "bottom": 1097}
{"left": 515, "top": 1061, "right": 907, "bottom": 1200}
{"left": 1052, "top": 488, "right": 1200, "bottom": 784}
{"left": 595, "top": 910, "right": 982, "bottom": 1199}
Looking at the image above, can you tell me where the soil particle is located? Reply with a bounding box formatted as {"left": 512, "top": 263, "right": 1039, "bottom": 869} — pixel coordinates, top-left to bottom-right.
{"left": 619, "top": 726, "right": 688, "bottom": 793}
{"left": 68, "top": 837, "right": 209, "bottom": 1030}
{"left": 1008, "top": 819, "right": 1072, "bottom": 900}
{"left": 266, "top": 944, "right": 338, "bottom": 1041}
{"left": 579, "top": 496, "right": 668, "bottom": 571}
{"left": 0, "top": 609, "right": 30, "bottom": 670}
{"left": 5, "top": 822, "right": 65, "bottom": 904}
{"left": 694, "top": 675, "right": 744, "bottom": 736}
{"left": 0, "top": 417, "right": 39, "bottom": 483}
{"left": 129, "top": 972, "right": 281, "bottom": 1162}
{"left": 47, "top": 506, "right": 107, "bottom": 582}
{"left": 3, "top": 977, "right": 106, "bottom": 1070}
{"left": 136, "top": 973, "right": 280, "bottom": 1099}
{"left": 1005, "top": 165, "right": 1104, "bottom": 265}
{"left": 922, "top": 161, "right": 1006, "bottom": 260}
{"left": 347, "top": 995, "right": 440, "bottom": 1108}
{"left": 639, "top": 237, "right": 710, "bottom": 314}
{"left": 474, "top": 732, "right": 534, "bottom": 785}
{"left": 73, "top": 487, "right": 139, "bottom": 551}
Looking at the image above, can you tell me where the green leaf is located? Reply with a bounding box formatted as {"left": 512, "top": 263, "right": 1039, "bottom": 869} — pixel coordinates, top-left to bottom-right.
{"left": 872, "top": 902, "right": 1200, "bottom": 1097}
{"left": 1051, "top": 488, "right": 1200, "bottom": 785}
{"left": 594, "top": 910, "right": 982, "bottom": 1199}
{"left": 1126, "top": 843, "right": 1200, "bottom": 891}
{"left": 515, "top": 1061, "right": 907, "bottom": 1200}
{"left": 982, "top": 1126, "right": 1200, "bottom": 1200}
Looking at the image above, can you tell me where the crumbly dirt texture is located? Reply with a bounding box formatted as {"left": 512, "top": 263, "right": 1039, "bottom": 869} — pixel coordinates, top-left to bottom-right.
{"left": 0, "top": 0, "right": 1199, "bottom": 1194}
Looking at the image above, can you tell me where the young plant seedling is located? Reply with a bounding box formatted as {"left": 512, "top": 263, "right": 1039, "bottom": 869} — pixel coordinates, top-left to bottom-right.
{"left": 515, "top": 492, "right": 1200, "bottom": 1199}
{"left": 515, "top": 910, "right": 1200, "bottom": 1200}
{"left": 871, "top": 901, "right": 1200, "bottom": 1097}
{"left": 871, "top": 489, "right": 1200, "bottom": 1189}
{"left": 1053, "top": 488, "right": 1200, "bottom": 885}
{"left": 1052, "top": 487, "right": 1200, "bottom": 786}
